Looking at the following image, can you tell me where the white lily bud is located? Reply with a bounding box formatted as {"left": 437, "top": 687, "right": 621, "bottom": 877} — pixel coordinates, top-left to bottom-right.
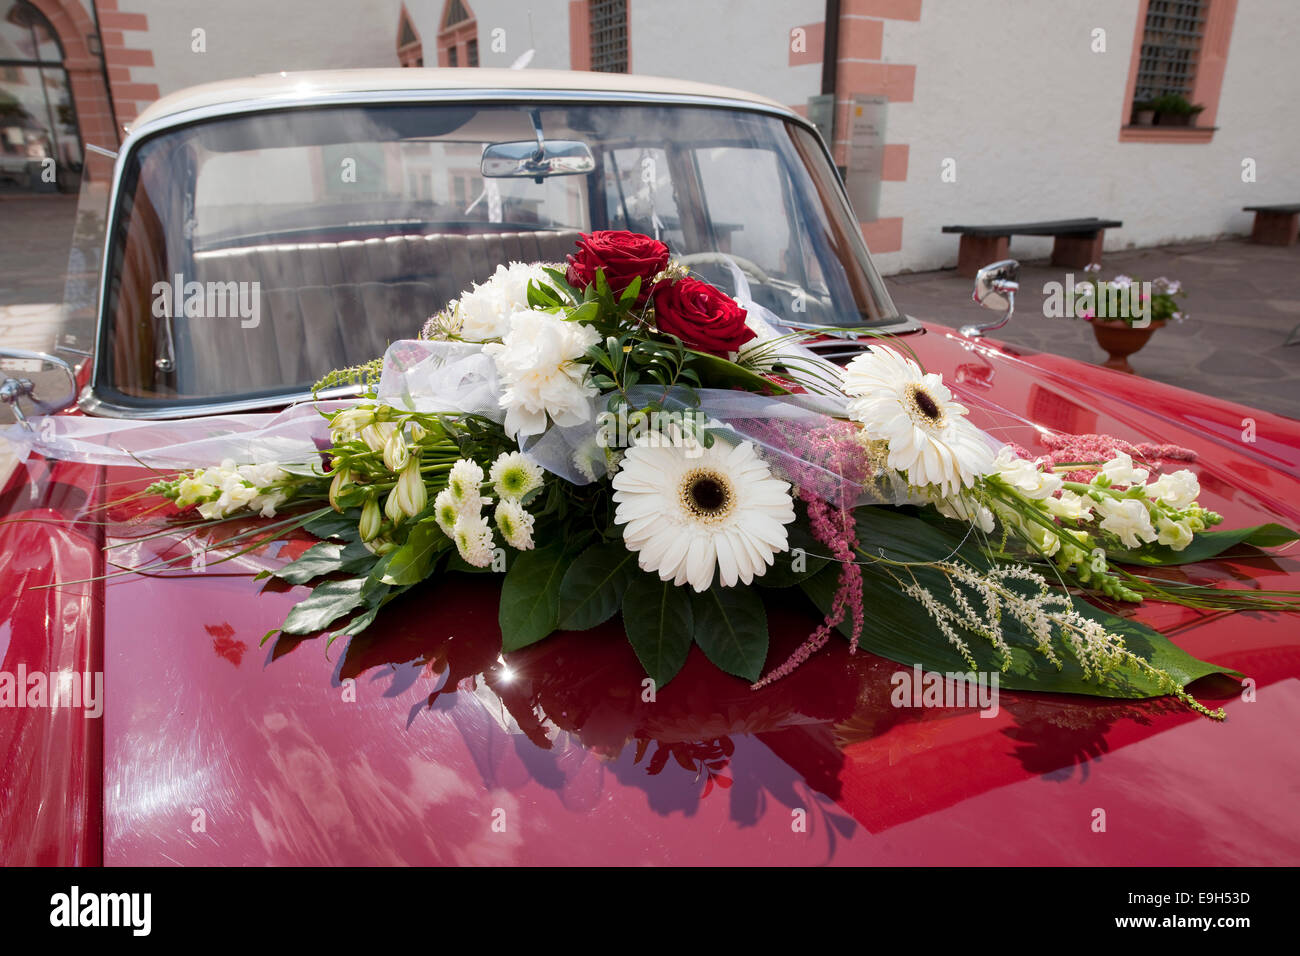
{"left": 383, "top": 431, "right": 410, "bottom": 472}
{"left": 361, "top": 422, "right": 396, "bottom": 454}
{"left": 358, "top": 496, "right": 382, "bottom": 541}
{"left": 328, "top": 465, "right": 352, "bottom": 512}
{"left": 394, "top": 459, "right": 428, "bottom": 519}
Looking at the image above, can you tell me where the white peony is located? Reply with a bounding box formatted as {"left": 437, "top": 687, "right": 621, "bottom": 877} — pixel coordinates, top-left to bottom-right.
{"left": 1096, "top": 497, "right": 1158, "bottom": 549}
{"left": 451, "top": 262, "right": 556, "bottom": 342}
{"left": 1146, "top": 469, "right": 1200, "bottom": 510}
{"left": 483, "top": 310, "right": 600, "bottom": 439}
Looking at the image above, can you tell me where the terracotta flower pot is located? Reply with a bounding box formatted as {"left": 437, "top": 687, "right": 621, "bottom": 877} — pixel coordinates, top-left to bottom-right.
{"left": 1091, "top": 319, "right": 1167, "bottom": 374}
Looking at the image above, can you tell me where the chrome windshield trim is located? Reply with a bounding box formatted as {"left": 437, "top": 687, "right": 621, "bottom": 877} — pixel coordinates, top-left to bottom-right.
{"left": 87, "top": 86, "right": 905, "bottom": 418}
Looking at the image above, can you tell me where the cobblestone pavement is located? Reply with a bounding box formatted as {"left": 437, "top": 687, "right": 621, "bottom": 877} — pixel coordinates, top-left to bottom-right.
{"left": 885, "top": 238, "right": 1300, "bottom": 421}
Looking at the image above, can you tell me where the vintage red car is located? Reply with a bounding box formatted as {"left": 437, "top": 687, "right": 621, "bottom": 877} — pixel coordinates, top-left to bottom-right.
{"left": 1, "top": 70, "right": 1297, "bottom": 866}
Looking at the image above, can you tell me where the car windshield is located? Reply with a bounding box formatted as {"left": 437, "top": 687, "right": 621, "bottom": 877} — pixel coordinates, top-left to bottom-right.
{"left": 97, "top": 101, "right": 900, "bottom": 409}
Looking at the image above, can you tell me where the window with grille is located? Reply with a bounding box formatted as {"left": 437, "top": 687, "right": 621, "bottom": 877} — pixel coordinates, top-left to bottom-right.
{"left": 447, "top": 45, "right": 458, "bottom": 67}
{"left": 467, "top": 38, "right": 478, "bottom": 67}
{"left": 1133, "top": 0, "right": 1206, "bottom": 102}
{"left": 589, "top": 0, "right": 628, "bottom": 74}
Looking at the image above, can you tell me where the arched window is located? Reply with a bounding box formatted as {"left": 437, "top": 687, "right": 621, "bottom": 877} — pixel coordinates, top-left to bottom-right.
{"left": 0, "top": 0, "right": 82, "bottom": 191}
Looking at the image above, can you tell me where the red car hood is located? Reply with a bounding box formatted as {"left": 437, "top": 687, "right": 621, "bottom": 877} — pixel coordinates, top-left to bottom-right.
{"left": 3, "top": 324, "right": 1298, "bottom": 866}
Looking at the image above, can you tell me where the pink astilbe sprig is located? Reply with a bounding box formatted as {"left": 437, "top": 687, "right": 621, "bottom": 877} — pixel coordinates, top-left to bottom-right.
{"left": 1039, "top": 432, "right": 1197, "bottom": 483}
{"left": 749, "top": 420, "right": 870, "bottom": 689}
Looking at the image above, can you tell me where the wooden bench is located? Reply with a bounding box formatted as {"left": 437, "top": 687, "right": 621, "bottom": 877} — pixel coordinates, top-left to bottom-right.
{"left": 1244, "top": 204, "right": 1300, "bottom": 246}
{"left": 942, "top": 217, "right": 1123, "bottom": 277}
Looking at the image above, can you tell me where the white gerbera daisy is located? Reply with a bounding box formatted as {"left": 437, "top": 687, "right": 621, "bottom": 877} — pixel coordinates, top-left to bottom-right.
{"left": 447, "top": 458, "right": 486, "bottom": 511}
{"left": 494, "top": 499, "right": 536, "bottom": 550}
{"left": 453, "top": 512, "right": 496, "bottom": 567}
{"left": 612, "top": 429, "right": 796, "bottom": 592}
{"left": 842, "top": 345, "right": 996, "bottom": 497}
{"left": 489, "top": 451, "right": 544, "bottom": 501}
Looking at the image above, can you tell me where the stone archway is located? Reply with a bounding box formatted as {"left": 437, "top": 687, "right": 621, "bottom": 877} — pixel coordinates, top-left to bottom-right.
{"left": 24, "top": 0, "right": 117, "bottom": 149}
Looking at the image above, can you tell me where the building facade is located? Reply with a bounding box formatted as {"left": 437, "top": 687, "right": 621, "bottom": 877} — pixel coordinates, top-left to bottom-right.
{"left": 4, "top": 0, "right": 1296, "bottom": 274}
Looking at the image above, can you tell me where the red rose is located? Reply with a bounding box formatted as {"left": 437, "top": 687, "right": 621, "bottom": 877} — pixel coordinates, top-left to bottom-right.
{"left": 565, "top": 230, "right": 670, "bottom": 303}
{"left": 652, "top": 278, "right": 755, "bottom": 355}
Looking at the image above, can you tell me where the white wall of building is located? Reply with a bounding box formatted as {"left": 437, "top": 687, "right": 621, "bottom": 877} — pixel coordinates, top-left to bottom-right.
{"left": 115, "top": 0, "right": 405, "bottom": 99}
{"left": 873, "top": 0, "right": 1300, "bottom": 274}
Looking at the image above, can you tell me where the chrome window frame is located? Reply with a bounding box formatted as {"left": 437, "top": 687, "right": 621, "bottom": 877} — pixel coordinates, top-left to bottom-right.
{"left": 81, "top": 86, "right": 919, "bottom": 420}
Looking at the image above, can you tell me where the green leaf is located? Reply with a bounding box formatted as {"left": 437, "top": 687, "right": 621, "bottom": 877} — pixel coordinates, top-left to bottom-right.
{"left": 622, "top": 573, "right": 694, "bottom": 689}
{"left": 381, "top": 521, "right": 448, "bottom": 586}
{"left": 691, "top": 586, "right": 768, "bottom": 682}
{"left": 557, "top": 543, "right": 638, "bottom": 630}
{"left": 302, "top": 509, "right": 362, "bottom": 542}
{"left": 281, "top": 577, "right": 368, "bottom": 635}
{"left": 619, "top": 274, "right": 642, "bottom": 304}
{"left": 568, "top": 300, "right": 600, "bottom": 326}
{"left": 272, "top": 539, "right": 375, "bottom": 585}
{"left": 499, "top": 543, "right": 568, "bottom": 651}
{"left": 685, "top": 349, "right": 792, "bottom": 395}
{"left": 801, "top": 505, "right": 1237, "bottom": 701}
{"left": 1111, "top": 522, "right": 1300, "bottom": 566}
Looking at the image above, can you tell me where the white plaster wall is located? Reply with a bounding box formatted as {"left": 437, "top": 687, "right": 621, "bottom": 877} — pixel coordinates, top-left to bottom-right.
{"left": 629, "top": 0, "right": 823, "bottom": 106}
{"left": 115, "top": 0, "right": 406, "bottom": 99}
{"left": 876, "top": 0, "right": 1300, "bottom": 274}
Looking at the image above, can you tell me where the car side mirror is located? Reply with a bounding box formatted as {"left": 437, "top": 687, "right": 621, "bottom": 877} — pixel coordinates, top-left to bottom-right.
{"left": 0, "top": 348, "right": 78, "bottom": 430}
{"left": 962, "top": 258, "right": 1020, "bottom": 339}
{"left": 481, "top": 140, "right": 595, "bottom": 181}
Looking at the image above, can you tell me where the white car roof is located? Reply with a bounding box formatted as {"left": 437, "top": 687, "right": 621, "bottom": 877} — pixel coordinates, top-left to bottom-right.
{"left": 132, "top": 68, "right": 794, "bottom": 130}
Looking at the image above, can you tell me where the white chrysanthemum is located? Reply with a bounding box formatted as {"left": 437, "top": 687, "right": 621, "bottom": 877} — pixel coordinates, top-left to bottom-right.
{"left": 483, "top": 311, "right": 600, "bottom": 439}
{"left": 612, "top": 429, "right": 796, "bottom": 592}
{"left": 433, "top": 488, "right": 460, "bottom": 536}
{"left": 1096, "top": 497, "right": 1158, "bottom": 549}
{"left": 842, "top": 345, "right": 996, "bottom": 496}
{"left": 993, "top": 446, "right": 1063, "bottom": 499}
{"left": 494, "top": 499, "right": 536, "bottom": 550}
{"left": 1146, "top": 469, "right": 1199, "bottom": 510}
{"left": 447, "top": 459, "right": 486, "bottom": 511}
{"left": 451, "top": 262, "right": 556, "bottom": 342}
{"left": 453, "top": 512, "right": 496, "bottom": 568}
{"left": 490, "top": 451, "right": 544, "bottom": 500}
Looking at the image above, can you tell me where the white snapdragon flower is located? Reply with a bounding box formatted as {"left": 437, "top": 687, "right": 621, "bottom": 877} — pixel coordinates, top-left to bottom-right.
{"left": 452, "top": 262, "right": 556, "bottom": 342}
{"left": 994, "top": 446, "right": 1063, "bottom": 499}
{"left": 483, "top": 310, "right": 600, "bottom": 440}
{"left": 1156, "top": 515, "right": 1195, "bottom": 551}
{"left": 1096, "top": 497, "right": 1158, "bottom": 549}
{"left": 1045, "top": 489, "right": 1094, "bottom": 521}
{"left": 1146, "top": 469, "right": 1200, "bottom": 510}
{"left": 1098, "top": 451, "right": 1149, "bottom": 488}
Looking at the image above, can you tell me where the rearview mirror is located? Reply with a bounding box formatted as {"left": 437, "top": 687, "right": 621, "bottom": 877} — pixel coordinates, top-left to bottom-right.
{"left": 481, "top": 140, "right": 595, "bottom": 180}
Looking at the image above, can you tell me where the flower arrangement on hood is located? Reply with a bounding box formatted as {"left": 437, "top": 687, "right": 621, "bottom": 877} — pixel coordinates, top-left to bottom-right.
{"left": 144, "top": 230, "right": 1299, "bottom": 720}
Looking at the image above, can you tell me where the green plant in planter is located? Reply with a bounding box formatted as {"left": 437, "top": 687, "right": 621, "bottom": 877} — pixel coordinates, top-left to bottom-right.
{"left": 1131, "top": 99, "right": 1157, "bottom": 124}
{"left": 1075, "top": 275, "right": 1187, "bottom": 327}
{"left": 1150, "top": 93, "right": 1206, "bottom": 125}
